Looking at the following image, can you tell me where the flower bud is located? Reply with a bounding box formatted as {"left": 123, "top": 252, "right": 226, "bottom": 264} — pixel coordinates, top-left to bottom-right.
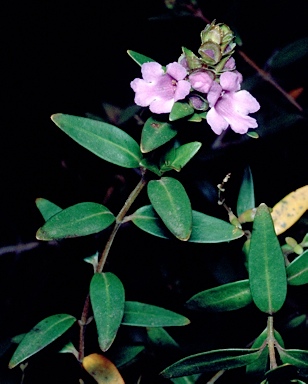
{"left": 188, "top": 94, "right": 208, "bottom": 111}
{"left": 198, "top": 42, "right": 222, "bottom": 65}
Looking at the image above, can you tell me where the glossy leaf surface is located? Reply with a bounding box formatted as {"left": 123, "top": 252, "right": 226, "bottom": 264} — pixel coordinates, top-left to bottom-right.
{"left": 161, "top": 142, "right": 202, "bottom": 173}
{"left": 286, "top": 250, "right": 308, "bottom": 285}
{"left": 186, "top": 280, "right": 252, "bottom": 312}
{"left": 161, "top": 348, "right": 261, "bottom": 378}
{"left": 147, "top": 177, "right": 192, "bottom": 241}
{"left": 236, "top": 166, "right": 255, "bottom": 217}
{"left": 278, "top": 348, "right": 308, "bottom": 371}
{"left": 169, "top": 102, "right": 194, "bottom": 121}
{"left": 35, "top": 198, "right": 62, "bottom": 221}
{"left": 141, "top": 117, "right": 177, "bottom": 153}
{"left": 271, "top": 185, "right": 308, "bottom": 235}
{"left": 248, "top": 204, "right": 287, "bottom": 314}
{"left": 90, "top": 273, "right": 125, "bottom": 352}
{"left": 131, "top": 205, "right": 244, "bottom": 243}
{"left": 82, "top": 353, "right": 124, "bottom": 384}
{"left": 127, "top": 50, "right": 156, "bottom": 66}
{"left": 36, "top": 202, "right": 115, "bottom": 240}
{"left": 122, "top": 301, "right": 190, "bottom": 327}
{"left": 51, "top": 114, "right": 142, "bottom": 168}
{"left": 9, "top": 314, "right": 76, "bottom": 368}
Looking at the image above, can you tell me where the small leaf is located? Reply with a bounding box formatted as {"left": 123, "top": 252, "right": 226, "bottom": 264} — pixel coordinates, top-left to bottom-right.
{"left": 271, "top": 185, "right": 308, "bottom": 235}
{"left": 148, "top": 177, "right": 192, "bottom": 241}
{"left": 59, "top": 341, "right": 79, "bottom": 359}
{"left": 122, "top": 301, "right": 190, "bottom": 327}
{"left": 82, "top": 353, "right": 124, "bottom": 384}
{"left": 169, "top": 102, "right": 194, "bottom": 121}
{"left": 36, "top": 202, "right": 115, "bottom": 240}
{"left": 131, "top": 205, "right": 244, "bottom": 243}
{"left": 35, "top": 198, "right": 62, "bottom": 221}
{"left": 269, "top": 37, "right": 308, "bottom": 68}
{"left": 9, "top": 314, "right": 76, "bottom": 368}
{"left": 51, "top": 114, "right": 142, "bottom": 168}
{"left": 141, "top": 117, "right": 177, "bottom": 153}
{"left": 90, "top": 273, "right": 125, "bottom": 352}
{"left": 111, "top": 345, "right": 145, "bottom": 368}
{"left": 265, "top": 364, "right": 299, "bottom": 382}
{"left": 246, "top": 329, "right": 268, "bottom": 378}
{"left": 127, "top": 50, "right": 156, "bottom": 66}
{"left": 236, "top": 166, "right": 255, "bottom": 217}
{"left": 161, "top": 348, "right": 262, "bottom": 378}
{"left": 287, "top": 250, "right": 308, "bottom": 285}
{"left": 147, "top": 327, "right": 180, "bottom": 349}
{"left": 248, "top": 204, "right": 287, "bottom": 314}
{"left": 277, "top": 348, "right": 308, "bottom": 371}
{"left": 161, "top": 142, "right": 202, "bottom": 172}
{"left": 186, "top": 280, "right": 252, "bottom": 312}
{"left": 139, "top": 158, "right": 162, "bottom": 176}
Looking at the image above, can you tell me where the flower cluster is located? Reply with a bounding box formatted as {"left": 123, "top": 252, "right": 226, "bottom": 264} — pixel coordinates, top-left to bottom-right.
{"left": 130, "top": 21, "right": 260, "bottom": 135}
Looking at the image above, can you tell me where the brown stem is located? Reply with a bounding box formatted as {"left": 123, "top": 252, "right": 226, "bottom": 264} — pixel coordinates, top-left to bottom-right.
{"left": 267, "top": 315, "right": 278, "bottom": 370}
{"left": 78, "top": 170, "right": 148, "bottom": 361}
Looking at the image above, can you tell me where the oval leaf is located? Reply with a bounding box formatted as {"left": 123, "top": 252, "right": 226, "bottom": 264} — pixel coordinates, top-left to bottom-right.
{"left": 161, "top": 142, "right": 202, "bottom": 173}
{"left": 161, "top": 348, "right": 262, "bottom": 378}
{"left": 147, "top": 177, "right": 192, "bottom": 241}
{"left": 248, "top": 204, "right": 287, "bottom": 314}
{"left": 36, "top": 202, "right": 115, "bottom": 240}
{"left": 51, "top": 114, "right": 142, "bottom": 168}
{"left": 9, "top": 314, "right": 76, "bottom": 368}
{"left": 131, "top": 205, "right": 244, "bottom": 243}
{"left": 236, "top": 166, "right": 255, "bottom": 217}
{"left": 277, "top": 348, "right": 308, "bottom": 371}
{"left": 127, "top": 50, "right": 156, "bottom": 66}
{"left": 169, "top": 102, "right": 194, "bottom": 121}
{"left": 35, "top": 198, "right": 62, "bottom": 221}
{"left": 83, "top": 353, "right": 124, "bottom": 384}
{"left": 186, "top": 280, "right": 252, "bottom": 312}
{"left": 287, "top": 250, "right": 308, "bottom": 285}
{"left": 141, "top": 117, "right": 177, "bottom": 153}
{"left": 271, "top": 185, "right": 308, "bottom": 235}
{"left": 90, "top": 273, "right": 125, "bottom": 352}
{"left": 122, "top": 301, "right": 190, "bottom": 327}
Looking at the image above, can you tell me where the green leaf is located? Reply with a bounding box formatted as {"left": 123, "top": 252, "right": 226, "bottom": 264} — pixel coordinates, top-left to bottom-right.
{"left": 35, "top": 198, "right": 62, "bottom": 221}
{"left": 161, "top": 348, "right": 262, "bottom": 378}
{"left": 127, "top": 50, "right": 156, "bottom": 66}
{"left": 169, "top": 102, "right": 194, "bottom": 121}
{"left": 147, "top": 327, "right": 180, "bottom": 349}
{"left": 161, "top": 142, "right": 202, "bottom": 172}
{"left": 277, "top": 348, "right": 308, "bottom": 371}
{"left": 111, "top": 345, "right": 145, "bottom": 368}
{"left": 9, "top": 314, "right": 76, "bottom": 368}
{"left": 90, "top": 273, "right": 125, "bottom": 352}
{"left": 122, "top": 301, "right": 190, "bottom": 327}
{"left": 131, "top": 205, "right": 244, "bottom": 243}
{"left": 269, "top": 37, "right": 308, "bottom": 68}
{"left": 248, "top": 204, "right": 287, "bottom": 314}
{"left": 36, "top": 202, "right": 115, "bottom": 240}
{"left": 246, "top": 329, "right": 268, "bottom": 378}
{"left": 236, "top": 166, "right": 255, "bottom": 217}
{"left": 147, "top": 177, "right": 192, "bottom": 241}
{"left": 139, "top": 158, "right": 162, "bottom": 176}
{"left": 246, "top": 131, "right": 259, "bottom": 139}
{"left": 51, "top": 114, "right": 142, "bottom": 168}
{"left": 186, "top": 279, "right": 252, "bottom": 312}
{"left": 286, "top": 250, "right": 308, "bottom": 285}
{"left": 265, "top": 364, "right": 299, "bottom": 382}
{"left": 141, "top": 117, "right": 177, "bottom": 153}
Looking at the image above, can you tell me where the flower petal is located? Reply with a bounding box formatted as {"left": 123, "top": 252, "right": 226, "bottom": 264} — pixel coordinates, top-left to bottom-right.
{"left": 189, "top": 71, "right": 213, "bottom": 93}
{"left": 220, "top": 71, "right": 242, "bottom": 92}
{"left": 141, "top": 62, "right": 164, "bottom": 82}
{"left": 166, "top": 62, "right": 187, "bottom": 81}
{"left": 231, "top": 90, "right": 260, "bottom": 114}
{"left": 206, "top": 106, "right": 229, "bottom": 135}
{"left": 149, "top": 98, "right": 175, "bottom": 114}
{"left": 174, "top": 80, "right": 191, "bottom": 101}
{"left": 207, "top": 81, "right": 222, "bottom": 107}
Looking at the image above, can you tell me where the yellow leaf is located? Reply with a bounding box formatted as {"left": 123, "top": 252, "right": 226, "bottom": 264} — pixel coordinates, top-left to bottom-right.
{"left": 83, "top": 353, "right": 125, "bottom": 384}
{"left": 271, "top": 185, "right": 308, "bottom": 235}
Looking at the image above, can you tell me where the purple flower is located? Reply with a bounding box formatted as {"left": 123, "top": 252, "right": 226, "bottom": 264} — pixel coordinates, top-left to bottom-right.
{"left": 206, "top": 71, "right": 260, "bottom": 135}
{"left": 189, "top": 70, "right": 214, "bottom": 93}
{"left": 130, "top": 62, "right": 191, "bottom": 114}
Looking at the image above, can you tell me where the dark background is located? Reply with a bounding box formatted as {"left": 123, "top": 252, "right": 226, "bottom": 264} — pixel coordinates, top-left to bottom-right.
{"left": 1, "top": 0, "right": 308, "bottom": 383}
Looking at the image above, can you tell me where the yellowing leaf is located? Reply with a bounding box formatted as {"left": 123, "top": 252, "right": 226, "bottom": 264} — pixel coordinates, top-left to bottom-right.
{"left": 271, "top": 185, "right": 308, "bottom": 235}
{"left": 82, "top": 353, "right": 124, "bottom": 384}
